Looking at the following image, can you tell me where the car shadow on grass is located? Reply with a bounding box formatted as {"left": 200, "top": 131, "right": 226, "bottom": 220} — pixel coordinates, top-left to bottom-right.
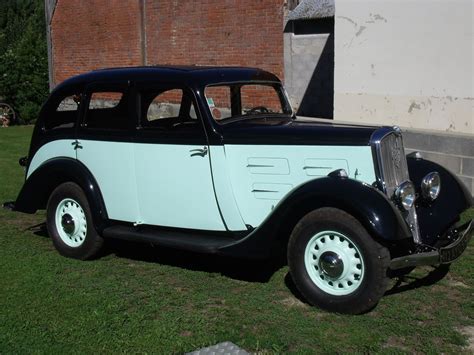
{"left": 385, "top": 265, "right": 450, "bottom": 296}
{"left": 105, "top": 238, "right": 286, "bottom": 283}
{"left": 30, "top": 223, "right": 284, "bottom": 283}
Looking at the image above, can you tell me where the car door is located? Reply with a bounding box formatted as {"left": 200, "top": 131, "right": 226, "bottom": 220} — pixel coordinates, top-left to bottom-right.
{"left": 76, "top": 82, "right": 140, "bottom": 223}
{"left": 133, "top": 84, "right": 226, "bottom": 231}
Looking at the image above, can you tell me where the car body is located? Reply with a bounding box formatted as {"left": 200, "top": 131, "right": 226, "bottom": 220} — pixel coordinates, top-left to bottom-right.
{"left": 7, "top": 66, "right": 473, "bottom": 313}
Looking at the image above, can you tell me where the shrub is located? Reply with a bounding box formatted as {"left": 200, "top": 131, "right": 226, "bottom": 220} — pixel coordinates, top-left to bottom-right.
{"left": 0, "top": 0, "right": 48, "bottom": 124}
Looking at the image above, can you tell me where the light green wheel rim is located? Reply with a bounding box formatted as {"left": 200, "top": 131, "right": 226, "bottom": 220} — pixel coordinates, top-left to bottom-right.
{"left": 304, "top": 230, "right": 365, "bottom": 296}
{"left": 55, "top": 198, "right": 87, "bottom": 248}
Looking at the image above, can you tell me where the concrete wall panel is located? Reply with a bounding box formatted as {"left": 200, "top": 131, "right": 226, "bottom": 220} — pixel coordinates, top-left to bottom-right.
{"left": 335, "top": 0, "right": 473, "bottom": 134}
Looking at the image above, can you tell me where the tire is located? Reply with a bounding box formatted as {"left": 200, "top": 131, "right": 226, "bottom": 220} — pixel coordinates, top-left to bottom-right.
{"left": 46, "top": 182, "right": 103, "bottom": 260}
{"left": 287, "top": 207, "right": 390, "bottom": 314}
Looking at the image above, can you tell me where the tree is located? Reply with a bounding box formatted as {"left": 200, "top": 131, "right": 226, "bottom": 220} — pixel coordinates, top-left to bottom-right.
{"left": 0, "top": 0, "right": 48, "bottom": 123}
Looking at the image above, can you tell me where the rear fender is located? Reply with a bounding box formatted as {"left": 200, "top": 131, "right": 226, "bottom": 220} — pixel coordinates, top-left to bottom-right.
{"left": 14, "top": 157, "right": 108, "bottom": 231}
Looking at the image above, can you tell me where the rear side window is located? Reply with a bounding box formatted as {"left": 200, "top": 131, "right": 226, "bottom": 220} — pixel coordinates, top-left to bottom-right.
{"left": 84, "top": 89, "right": 130, "bottom": 130}
{"left": 139, "top": 87, "right": 199, "bottom": 131}
{"left": 44, "top": 93, "right": 81, "bottom": 130}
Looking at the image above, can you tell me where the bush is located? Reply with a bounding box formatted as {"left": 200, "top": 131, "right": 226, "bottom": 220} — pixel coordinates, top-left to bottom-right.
{"left": 0, "top": 0, "right": 48, "bottom": 124}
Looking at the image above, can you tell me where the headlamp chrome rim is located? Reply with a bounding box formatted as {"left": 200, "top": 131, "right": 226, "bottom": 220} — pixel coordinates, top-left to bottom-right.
{"left": 394, "top": 181, "right": 416, "bottom": 210}
{"left": 421, "top": 172, "right": 441, "bottom": 201}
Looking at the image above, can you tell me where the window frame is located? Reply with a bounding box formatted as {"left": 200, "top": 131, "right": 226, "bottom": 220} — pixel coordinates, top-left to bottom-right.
{"left": 204, "top": 81, "right": 293, "bottom": 125}
{"left": 41, "top": 89, "right": 84, "bottom": 133}
{"left": 78, "top": 81, "right": 134, "bottom": 135}
{"left": 133, "top": 82, "right": 207, "bottom": 144}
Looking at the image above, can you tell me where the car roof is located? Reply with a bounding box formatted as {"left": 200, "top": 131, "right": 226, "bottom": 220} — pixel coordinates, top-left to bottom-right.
{"left": 52, "top": 65, "right": 281, "bottom": 94}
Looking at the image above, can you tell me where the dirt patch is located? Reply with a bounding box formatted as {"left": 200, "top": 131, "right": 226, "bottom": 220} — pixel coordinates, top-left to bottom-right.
{"left": 382, "top": 336, "right": 409, "bottom": 352}
{"left": 447, "top": 280, "right": 469, "bottom": 289}
{"left": 277, "top": 296, "right": 308, "bottom": 309}
{"left": 459, "top": 326, "right": 474, "bottom": 352}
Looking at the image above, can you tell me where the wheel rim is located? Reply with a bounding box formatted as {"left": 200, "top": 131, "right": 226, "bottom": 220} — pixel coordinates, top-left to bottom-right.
{"left": 55, "top": 198, "right": 87, "bottom": 247}
{"left": 304, "top": 230, "right": 365, "bottom": 296}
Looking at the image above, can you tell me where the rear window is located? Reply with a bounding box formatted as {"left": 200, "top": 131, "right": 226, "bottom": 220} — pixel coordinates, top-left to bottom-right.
{"left": 44, "top": 93, "right": 81, "bottom": 130}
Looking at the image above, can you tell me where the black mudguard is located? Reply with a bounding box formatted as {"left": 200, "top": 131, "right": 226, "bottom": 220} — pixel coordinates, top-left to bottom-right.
{"left": 14, "top": 157, "right": 108, "bottom": 231}
{"left": 408, "top": 157, "right": 473, "bottom": 245}
{"left": 219, "top": 176, "right": 411, "bottom": 259}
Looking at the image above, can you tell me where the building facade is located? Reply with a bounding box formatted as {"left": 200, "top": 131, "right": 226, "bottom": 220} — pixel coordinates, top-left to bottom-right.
{"left": 45, "top": 0, "right": 474, "bottom": 193}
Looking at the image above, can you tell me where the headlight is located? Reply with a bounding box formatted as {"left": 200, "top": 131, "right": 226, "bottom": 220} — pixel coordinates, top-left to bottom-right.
{"left": 395, "top": 181, "right": 415, "bottom": 210}
{"left": 421, "top": 172, "right": 441, "bottom": 201}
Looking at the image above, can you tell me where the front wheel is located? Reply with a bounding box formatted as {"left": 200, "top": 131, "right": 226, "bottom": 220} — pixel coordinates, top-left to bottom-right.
{"left": 288, "top": 208, "right": 390, "bottom": 314}
{"left": 46, "top": 182, "right": 104, "bottom": 260}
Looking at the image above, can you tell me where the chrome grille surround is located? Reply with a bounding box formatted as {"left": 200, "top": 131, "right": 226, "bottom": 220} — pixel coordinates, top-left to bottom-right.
{"left": 371, "top": 127, "right": 421, "bottom": 243}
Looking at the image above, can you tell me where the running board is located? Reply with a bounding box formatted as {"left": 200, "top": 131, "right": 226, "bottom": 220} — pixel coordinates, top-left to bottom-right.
{"left": 102, "top": 225, "right": 243, "bottom": 254}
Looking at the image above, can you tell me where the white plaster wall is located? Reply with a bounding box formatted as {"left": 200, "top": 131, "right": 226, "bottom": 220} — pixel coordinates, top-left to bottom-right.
{"left": 334, "top": 0, "right": 473, "bottom": 134}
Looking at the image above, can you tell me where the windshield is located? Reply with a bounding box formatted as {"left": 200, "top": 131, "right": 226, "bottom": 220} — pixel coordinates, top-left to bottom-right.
{"left": 204, "top": 83, "right": 292, "bottom": 124}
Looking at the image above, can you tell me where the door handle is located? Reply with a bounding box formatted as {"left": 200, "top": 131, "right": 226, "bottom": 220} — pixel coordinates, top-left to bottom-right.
{"left": 189, "top": 146, "right": 208, "bottom": 157}
{"left": 71, "top": 140, "right": 83, "bottom": 150}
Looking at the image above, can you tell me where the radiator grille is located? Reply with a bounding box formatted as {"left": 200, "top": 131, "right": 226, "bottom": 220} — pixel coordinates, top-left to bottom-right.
{"left": 378, "top": 133, "right": 410, "bottom": 198}
{"left": 375, "top": 130, "right": 421, "bottom": 243}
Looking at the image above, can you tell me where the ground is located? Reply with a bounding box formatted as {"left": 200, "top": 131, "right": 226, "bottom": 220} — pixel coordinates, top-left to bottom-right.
{"left": 0, "top": 126, "right": 473, "bottom": 354}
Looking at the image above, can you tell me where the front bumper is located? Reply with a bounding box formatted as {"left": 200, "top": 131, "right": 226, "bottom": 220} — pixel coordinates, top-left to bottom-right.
{"left": 390, "top": 219, "right": 473, "bottom": 270}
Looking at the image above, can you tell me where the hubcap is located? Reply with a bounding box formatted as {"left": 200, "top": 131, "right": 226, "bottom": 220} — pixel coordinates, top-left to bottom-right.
{"left": 55, "top": 198, "right": 87, "bottom": 248}
{"left": 319, "top": 251, "right": 344, "bottom": 278}
{"left": 61, "top": 213, "right": 75, "bottom": 235}
{"left": 304, "top": 230, "right": 365, "bottom": 296}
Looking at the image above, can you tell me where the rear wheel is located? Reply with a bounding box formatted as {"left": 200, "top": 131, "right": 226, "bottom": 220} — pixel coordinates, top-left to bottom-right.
{"left": 47, "top": 182, "right": 103, "bottom": 260}
{"left": 288, "top": 208, "right": 390, "bottom": 314}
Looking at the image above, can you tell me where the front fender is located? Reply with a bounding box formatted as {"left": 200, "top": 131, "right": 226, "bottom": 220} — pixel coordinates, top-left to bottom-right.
{"left": 408, "top": 157, "right": 473, "bottom": 245}
{"left": 219, "top": 176, "right": 410, "bottom": 258}
{"left": 14, "top": 157, "right": 108, "bottom": 231}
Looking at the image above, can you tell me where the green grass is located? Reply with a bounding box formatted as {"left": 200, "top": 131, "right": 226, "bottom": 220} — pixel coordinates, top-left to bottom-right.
{"left": 0, "top": 126, "right": 473, "bottom": 354}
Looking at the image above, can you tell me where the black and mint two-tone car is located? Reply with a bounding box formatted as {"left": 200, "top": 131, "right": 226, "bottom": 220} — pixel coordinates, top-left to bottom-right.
{"left": 6, "top": 66, "right": 473, "bottom": 313}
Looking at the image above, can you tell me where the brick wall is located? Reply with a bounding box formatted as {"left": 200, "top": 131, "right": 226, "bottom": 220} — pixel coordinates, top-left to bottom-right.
{"left": 50, "top": 0, "right": 285, "bottom": 86}
{"left": 51, "top": 0, "right": 143, "bottom": 85}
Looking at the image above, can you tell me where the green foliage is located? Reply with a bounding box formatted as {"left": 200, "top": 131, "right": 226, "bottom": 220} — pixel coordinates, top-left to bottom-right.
{"left": 0, "top": 0, "right": 48, "bottom": 123}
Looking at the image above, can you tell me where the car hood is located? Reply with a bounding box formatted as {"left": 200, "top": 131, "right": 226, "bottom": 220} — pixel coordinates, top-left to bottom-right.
{"left": 219, "top": 116, "right": 381, "bottom": 146}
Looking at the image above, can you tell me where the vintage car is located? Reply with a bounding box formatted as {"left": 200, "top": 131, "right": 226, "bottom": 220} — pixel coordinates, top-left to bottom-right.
{"left": 6, "top": 66, "right": 473, "bottom": 314}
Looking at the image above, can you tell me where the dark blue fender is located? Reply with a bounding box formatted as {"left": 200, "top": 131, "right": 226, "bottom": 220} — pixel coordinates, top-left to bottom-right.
{"left": 219, "top": 176, "right": 411, "bottom": 259}
{"left": 14, "top": 158, "right": 109, "bottom": 231}
{"left": 408, "top": 157, "right": 473, "bottom": 245}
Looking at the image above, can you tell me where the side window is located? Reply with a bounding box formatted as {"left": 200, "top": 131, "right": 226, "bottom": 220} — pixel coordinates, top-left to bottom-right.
{"left": 84, "top": 89, "right": 130, "bottom": 130}
{"left": 146, "top": 89, "right": 183, "bottom": 122}
{"left": 139, "top": 88, "right": 200, "bottom": 131}
{"left": 44, "top": 93, "right": 81, "bottom": 130}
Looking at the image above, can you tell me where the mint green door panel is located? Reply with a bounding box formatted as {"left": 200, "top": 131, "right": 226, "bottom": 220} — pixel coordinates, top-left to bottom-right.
{"left": 77, "top": 140, "right": 139, "bottom": 223}
{"left": 134, "top": 144, "right": 226, "bottom": 231}
{"left": 252, "top": 183, "right": 293, "bottom": 200}
{"left": 247, "top": 158, "right": 290, "bottom": 175}
{"left": 224, "top": 144, "right": 376, "bottom": 227}
{"left": 304, "top": 159, "right": 350, "bottom": 176}
{"left": 27, "top": 140, "right": 76, "bottom": 178}
{"left": 208, "top": 147, "right": 247, "bottom": 231}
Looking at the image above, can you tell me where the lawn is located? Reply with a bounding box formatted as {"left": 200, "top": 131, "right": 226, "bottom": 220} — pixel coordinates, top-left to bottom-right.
{"left": 0, "top": 126, "right": 473, "bottom": 354}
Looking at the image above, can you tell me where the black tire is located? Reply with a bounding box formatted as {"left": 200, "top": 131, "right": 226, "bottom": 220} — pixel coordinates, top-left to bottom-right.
{"left": 46, "top": 182, "right": 103, "bottom": 260}
{"left": 287, "top": 207, "right": 390, "bottom": 314}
